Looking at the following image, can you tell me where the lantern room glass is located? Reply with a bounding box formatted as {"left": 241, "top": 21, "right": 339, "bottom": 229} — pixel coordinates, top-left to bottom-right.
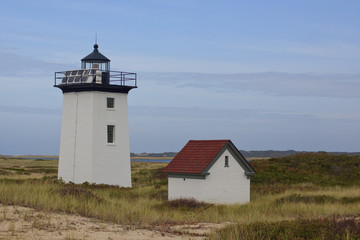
{"left": 81, "top": 62, "right": 110, "bottom": 71}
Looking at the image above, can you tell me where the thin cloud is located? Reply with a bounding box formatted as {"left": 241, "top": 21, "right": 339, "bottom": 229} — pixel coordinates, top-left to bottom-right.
{"left": 232, "top": 41, "right": 360, "bottom": 59}
{"left": 142, "top": 71, "right": 360, "bottom": 98}
{"left": 0, "top": 105, "right": 61, "bottom": 115}
{"left": 129, "top": 106, "right": 326, "bottom": 122}
{"left": 0, "top": 52, "right": 75, "bottom": 77}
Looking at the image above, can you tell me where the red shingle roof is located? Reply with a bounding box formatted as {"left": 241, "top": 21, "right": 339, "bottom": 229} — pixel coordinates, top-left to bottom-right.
{"left": 163, "top": 140, "right": 230, "bottom": 174}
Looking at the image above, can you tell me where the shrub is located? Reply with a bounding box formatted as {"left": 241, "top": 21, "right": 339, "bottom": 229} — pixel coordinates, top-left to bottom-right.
{"left": 211, "top": 217, "right": 360, "bottom": 240}
{"left": 164, "top": 198, "right": 208, "bottom": 210}
{"left": 275, "top": 194, "right": 360, "bottom": 205}
{"left": 251, "top": 152, "right": 360, "bottom": 192}
{"left": 58, "top": 183, "right": 103, "bottom": 203}
{"left": 275, "top": 194, "right": 337, "bottom": 205}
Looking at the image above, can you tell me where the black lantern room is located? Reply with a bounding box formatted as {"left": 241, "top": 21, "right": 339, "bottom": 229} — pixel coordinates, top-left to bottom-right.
{"left": 81, "top": 44, "right": 110, "bottom": 71}
{"left": 54, "top": 44, "right": 137, "bottom": 93}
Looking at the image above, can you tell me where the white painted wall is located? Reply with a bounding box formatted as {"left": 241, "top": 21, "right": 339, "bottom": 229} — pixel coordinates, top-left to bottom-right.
{"left": 168, "top": 149, "right": 250, "bottom": 204}
{"left": 58, "top": 91, "right": 132, "bottom": 187}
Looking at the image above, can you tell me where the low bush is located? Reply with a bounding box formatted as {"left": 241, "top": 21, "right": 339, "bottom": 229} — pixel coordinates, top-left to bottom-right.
{"left": 251, "top": 152, "right": 360, "bottom": 193}
{"left": 210, "top": 217, "right": 360, "bottom": 240}
{"left": 275, "top": 194, "right": 337, "bottom": 205}
{"left": 276, "top": 194, "right": 360, "bottom": 205}
{"left": 59, "top": 184, "right": 97, "bottom": 198}
{"left": 164, "top": 198, "right": 208, "bottom": 210}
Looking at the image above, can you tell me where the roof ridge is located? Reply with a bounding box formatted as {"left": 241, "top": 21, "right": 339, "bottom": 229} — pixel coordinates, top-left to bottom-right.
{"left": 189, "top": 139, "right": 230, "bottom": 142}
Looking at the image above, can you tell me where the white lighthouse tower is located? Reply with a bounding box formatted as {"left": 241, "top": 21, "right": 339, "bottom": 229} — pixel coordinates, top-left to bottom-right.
{"left": 54, "top": 44, "right": 136, "bottom": 187}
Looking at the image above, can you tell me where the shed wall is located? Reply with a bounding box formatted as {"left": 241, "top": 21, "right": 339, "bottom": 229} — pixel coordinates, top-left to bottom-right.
{"left": 168, "top": 149, "right": 250, "bottom": 204}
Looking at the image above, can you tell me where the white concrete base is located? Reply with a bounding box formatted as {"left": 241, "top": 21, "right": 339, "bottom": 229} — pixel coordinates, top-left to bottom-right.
{"left": 58, "top": 91, "right": 132, "bottom": 187}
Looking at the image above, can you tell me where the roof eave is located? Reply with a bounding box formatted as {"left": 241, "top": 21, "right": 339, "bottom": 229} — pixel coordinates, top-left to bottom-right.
{"left": 166, "top": 172, "right": 210, "bottom": 179}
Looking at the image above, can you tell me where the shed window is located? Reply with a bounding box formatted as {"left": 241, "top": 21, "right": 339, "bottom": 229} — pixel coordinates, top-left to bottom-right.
{"left": 107, "top": 98, "right": 114, "bottom": 108}
{"left": 225, "top": 156, "right": 229, "bottom": 167}
{"left": 107, "top": 125, "right": 115, "bottom": 143}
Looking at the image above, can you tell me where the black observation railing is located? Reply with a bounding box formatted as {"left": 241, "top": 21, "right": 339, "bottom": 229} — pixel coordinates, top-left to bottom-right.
{"left": 109, "top": 71, "right": 137, "bottom": 86}
{"left": 54, "top": 69, "right": 137, "bottom": 87}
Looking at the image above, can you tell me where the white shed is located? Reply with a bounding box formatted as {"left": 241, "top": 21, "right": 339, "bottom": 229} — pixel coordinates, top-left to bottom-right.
{"left": 163, "top": 140, "right": 256, "bottom": 204}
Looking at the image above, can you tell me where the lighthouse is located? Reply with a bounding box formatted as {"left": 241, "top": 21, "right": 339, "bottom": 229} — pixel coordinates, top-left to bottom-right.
{"left": 54, "top": 44, "right": 136, "bottom": 187}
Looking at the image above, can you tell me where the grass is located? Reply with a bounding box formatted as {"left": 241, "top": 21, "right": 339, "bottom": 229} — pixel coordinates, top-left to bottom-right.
{"left": 210, "top": 217, "right": 360, "bottom": 240}
{"left": 0, "top": 153, "right": 359, "bottom": 239}
{"left": 250, "top": 152, "right": 360, "bottom": 187}
{"left": 0, "top": 157, "right": 58, "bottom": 178}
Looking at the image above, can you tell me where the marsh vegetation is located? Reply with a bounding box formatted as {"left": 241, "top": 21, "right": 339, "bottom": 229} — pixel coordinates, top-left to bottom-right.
{"left": 0, "top": 153, "right": 359, "bottom": 239}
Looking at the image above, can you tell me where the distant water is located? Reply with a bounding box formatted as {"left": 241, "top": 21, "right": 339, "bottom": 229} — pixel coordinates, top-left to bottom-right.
{"left": 15, "top": 157, "right": 171, "bottom": 163}
{"left": 15, "top": 157, "right": 58, "bottom": 160}
{"left": 131, "top": 159, "right": 172, "bottom": 163}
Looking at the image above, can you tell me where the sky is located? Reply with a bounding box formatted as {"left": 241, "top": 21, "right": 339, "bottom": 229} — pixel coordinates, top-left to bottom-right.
{"left": 0, "top": 0, "right": 359, "bottom": 155}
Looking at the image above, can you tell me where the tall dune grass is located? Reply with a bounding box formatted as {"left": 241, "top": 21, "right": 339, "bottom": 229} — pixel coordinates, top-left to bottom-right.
{"left": 210, "top": 217, "right": 360, "bottom": 240}
{"left": 0, "top": 177, "right": 359, "bottom": 226}
{"left": 0, "top": 154, "right": 359, "bottom": 239}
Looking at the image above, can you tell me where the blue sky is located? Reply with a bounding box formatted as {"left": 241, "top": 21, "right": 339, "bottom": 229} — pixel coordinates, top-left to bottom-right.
{"left": 0, "top": 0, "right": 359, "bottom": 154}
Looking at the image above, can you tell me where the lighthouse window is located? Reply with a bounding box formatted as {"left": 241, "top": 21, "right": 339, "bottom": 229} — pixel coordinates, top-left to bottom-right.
{"left": 107, "top": 125, "right": 115, "bottom": 143}
{"left": 107, "top": 98, "right": 114, "bottom": 108}
{"left": 225, "top": 156, "right": 229, "bottom": 167}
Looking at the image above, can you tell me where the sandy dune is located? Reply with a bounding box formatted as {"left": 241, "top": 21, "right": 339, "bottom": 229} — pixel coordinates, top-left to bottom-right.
{"left": 0, "top": 204, "right": 225, "bottom": 240}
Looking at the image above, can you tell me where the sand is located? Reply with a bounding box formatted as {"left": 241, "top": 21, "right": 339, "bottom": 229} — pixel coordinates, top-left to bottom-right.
{"left": 0, "top": 204, "right": 226, "bottom": 240}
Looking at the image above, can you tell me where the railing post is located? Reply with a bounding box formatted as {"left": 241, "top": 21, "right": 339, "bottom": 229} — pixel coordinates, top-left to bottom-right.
{"left": 121, "top": 72, "right": 124, "bottom": 85}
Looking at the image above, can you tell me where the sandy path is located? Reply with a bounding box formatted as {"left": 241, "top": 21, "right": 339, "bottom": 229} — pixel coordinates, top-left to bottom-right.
{"left": 0, "top": 204, "right": 225, "bottom": 240}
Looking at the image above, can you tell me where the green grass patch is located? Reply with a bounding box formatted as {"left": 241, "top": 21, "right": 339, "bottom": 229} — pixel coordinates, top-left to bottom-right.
{"left": 0, "top": 169, "right": 10, "bottom": 175}
{"left": 210, "top": 217, "right": 360, "bottom": 240}
{"left": 275, "top": 193, "right": 360, "bottom": 205}
{"left": 26, "top": 168, "right": 58, "bottom": 174}
{"left": 251, "top": 152, "right": 360, "bottom": 193}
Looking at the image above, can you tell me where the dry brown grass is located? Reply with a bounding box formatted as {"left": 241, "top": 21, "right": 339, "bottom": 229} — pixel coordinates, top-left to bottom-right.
{"left": 0, "top": 155, "right": 359, "bottom": 239}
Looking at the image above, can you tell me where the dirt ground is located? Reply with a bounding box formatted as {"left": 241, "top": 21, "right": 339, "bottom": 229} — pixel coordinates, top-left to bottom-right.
{"left": 0, "top": 204, "right": 226, "bottom": 240}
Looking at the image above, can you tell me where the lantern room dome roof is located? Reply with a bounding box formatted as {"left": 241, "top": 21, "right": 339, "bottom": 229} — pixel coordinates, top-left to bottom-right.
{"left": 81, "top": 44, "right": 110, "bottom": 63}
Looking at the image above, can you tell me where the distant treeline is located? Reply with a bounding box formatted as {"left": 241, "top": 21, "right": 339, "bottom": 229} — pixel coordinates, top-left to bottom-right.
{"left": 130, "top": 152, "right": 178, "bottom": 158}
{"left": 240, "top": 150, "right": 360, "bottom": 158}
{"left": 131, "top": 150, "right": 360, "bottom": 159}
